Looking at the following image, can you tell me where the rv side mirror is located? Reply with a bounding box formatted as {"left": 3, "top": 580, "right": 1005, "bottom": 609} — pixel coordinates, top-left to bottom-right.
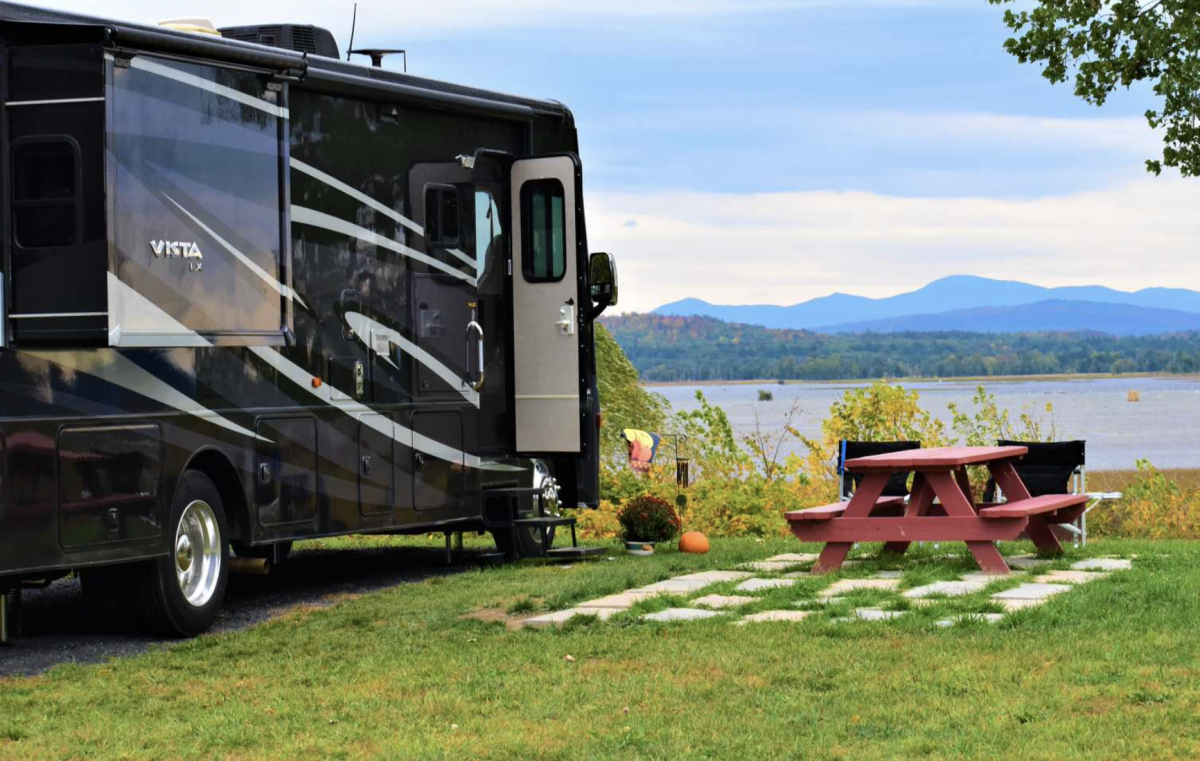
{"left": 588, "top": 252, "right": 619, "bottom": 316}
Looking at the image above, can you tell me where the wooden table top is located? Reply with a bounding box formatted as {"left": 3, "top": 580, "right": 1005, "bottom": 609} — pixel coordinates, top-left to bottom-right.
{"left": 845, "top": 445, "right": 1028, "bottom": 472}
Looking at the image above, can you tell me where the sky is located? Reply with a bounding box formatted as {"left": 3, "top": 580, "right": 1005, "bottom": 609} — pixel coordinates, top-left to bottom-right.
{"left": 43, "top": 0, "right": 1200, "bottom": 312}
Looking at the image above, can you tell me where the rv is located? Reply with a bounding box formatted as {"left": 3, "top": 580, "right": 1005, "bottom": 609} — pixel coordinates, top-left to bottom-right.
{"left": 0, "top": 3, "right": 617, "bottom": 638}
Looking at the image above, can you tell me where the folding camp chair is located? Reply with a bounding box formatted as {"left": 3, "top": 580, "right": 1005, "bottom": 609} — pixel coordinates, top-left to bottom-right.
{"left": 838, "top": 440, "right": 922, "bottom": 500}
{"left": 982, "top": 439, "right": 1121, "bottom": 547}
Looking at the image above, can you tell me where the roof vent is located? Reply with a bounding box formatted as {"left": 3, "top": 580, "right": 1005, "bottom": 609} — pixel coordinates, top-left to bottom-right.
{"left": 217, "top": 24, "right": 340, "bottom": 59}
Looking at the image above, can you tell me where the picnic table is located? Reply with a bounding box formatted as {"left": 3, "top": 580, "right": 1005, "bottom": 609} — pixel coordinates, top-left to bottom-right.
{"left": 786, "top": 446, "right": 1090, "bottom": 574}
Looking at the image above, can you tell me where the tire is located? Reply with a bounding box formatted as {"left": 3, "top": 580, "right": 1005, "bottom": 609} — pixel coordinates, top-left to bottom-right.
{"left": 132, "top": 470, "right": 230, "bottom": 637}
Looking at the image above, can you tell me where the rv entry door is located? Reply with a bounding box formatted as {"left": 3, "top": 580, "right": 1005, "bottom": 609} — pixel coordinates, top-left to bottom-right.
{"left": 510, "top": 156, "right": 582, "bottom": 454}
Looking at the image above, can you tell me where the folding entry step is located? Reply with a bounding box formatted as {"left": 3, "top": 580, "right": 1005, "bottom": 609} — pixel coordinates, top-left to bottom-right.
{"left": 482, "top": 486, "right": 604, "bottom": 560}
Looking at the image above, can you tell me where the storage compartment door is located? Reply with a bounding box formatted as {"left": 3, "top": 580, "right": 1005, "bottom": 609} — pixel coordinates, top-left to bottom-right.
{"left": 510, "top": 156, "right": 581, "bottom": 453}
{"left": 106, "top": 54, "right": 290, "bottom": 347}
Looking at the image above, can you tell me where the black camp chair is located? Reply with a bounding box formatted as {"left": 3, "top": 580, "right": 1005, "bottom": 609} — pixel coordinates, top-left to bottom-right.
{"left": 838, "top": 440, "right": 922, "bottom": 501}
{"left": 982, "top": 439, "right": 1118, "bottom": 546}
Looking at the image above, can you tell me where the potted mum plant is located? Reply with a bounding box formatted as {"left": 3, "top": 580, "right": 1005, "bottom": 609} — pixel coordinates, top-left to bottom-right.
{"left": 617, "top": 494, "right": 681, "bottom": 556}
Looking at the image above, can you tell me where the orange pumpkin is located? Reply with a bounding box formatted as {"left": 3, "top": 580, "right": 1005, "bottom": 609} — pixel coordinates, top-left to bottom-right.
{"left": 678, "top": 531, "right": 710, "bottom": 554}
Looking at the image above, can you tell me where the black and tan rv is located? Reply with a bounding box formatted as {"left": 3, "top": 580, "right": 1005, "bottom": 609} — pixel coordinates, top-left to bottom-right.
{"left": 0, "top": 3, "right": 617, "bottom": 638}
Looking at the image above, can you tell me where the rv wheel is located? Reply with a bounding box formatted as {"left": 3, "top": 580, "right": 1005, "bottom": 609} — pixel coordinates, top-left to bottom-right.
{"left": 133, "top": 470, "right": 230, "bottom": 637}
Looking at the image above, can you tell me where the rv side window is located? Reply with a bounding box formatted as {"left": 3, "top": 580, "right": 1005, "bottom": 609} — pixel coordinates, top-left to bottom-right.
{"left": 11, "top": 137, "right": 81, "bottom": 249}
{"left": 424, "top": 185, "right": 459, "bottom": 246}
{"left": 520, "top": 179, "right": 566, "bottom": 282}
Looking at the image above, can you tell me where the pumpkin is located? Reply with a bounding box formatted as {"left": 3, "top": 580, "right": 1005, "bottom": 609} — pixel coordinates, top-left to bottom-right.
{"left": 678, "top": 531, "right": 710, "bottom": 554}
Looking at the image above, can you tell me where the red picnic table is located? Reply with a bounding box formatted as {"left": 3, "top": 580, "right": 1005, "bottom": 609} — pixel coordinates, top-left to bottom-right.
{"left": 786, "top": 445, "right": 1090, "bottom": 574}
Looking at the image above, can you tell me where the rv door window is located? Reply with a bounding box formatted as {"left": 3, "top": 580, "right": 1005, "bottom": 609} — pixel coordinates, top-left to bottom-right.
{"left": 11, "top": 137, "right": 81, "bottom": 249}
{"left": 424, "top": 185, "right": 459, "bottom": 246}
{"left": 520, "top": 179, "right": 566, "bottom": 282}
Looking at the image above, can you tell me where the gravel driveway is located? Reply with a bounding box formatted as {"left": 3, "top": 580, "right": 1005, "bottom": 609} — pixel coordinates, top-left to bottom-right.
{"left": 0, "top": 544, "right": 486, "bottom": 678}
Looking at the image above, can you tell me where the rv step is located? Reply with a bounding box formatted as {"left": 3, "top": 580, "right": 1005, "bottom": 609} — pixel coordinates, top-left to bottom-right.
{"left": 545, "top": 546, "right": 606, "bottom": 558}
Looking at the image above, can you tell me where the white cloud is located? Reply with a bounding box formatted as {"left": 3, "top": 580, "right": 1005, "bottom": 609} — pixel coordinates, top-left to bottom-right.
{"left": 871, "top": 111, "right": 1160, "bottom": 153}
{"left": 588, "top": 178, "right": 1200, "bottom": 313}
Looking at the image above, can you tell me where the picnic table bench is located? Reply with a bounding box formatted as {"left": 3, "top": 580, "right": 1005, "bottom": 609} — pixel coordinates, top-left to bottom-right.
{"left": 786, "top": 446, "right": 1088, "bottom": 574}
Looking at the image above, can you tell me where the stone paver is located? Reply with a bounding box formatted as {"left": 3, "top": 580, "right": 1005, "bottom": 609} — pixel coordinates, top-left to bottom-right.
{"left": 577, "top": 591, "right": 658, "bottom": 609}
{"left": 873, "top": 571, "right": 904, "bottom": 579}
{"left": 738, "top": 561, "right": 802, "bottom": 572}
{"left": 991, "top": 582, "right": 1072, "bottom": 601}
{"left": 959, "top": 571, "right": 1012, "bottom": 582}
{"left": 672, "top": 571, "right": 753, "bottom": 583}
{"left": 693, "top": 594, "right": 757, "bottom": 609}
{"left": 764, "top": 553, "right": 820, "bottom": 563}
{"left": 818, "top": 578, "right": 901, "bottom": 598}
{"left": 636, "top": 578, "right": 713, "bottom": 594}
{"left": 1007, "top": 555, "right": 1053, "bottom": 570}
{"left": 736, "top": 578, "right": 797, "bottom": 593}
{"left": 934, "top": 613, "right": 1005, "bottom": 627}
{"left": 997, "top": 598, "right": 1046, "bottom": 612}
{"left": 641, "top": 608, "right": 722, "bottom": 623}
{"left": 1034, "top": 570, "right": 1109, "bottom": 585}
{"left": 1071, "top": 558, "right": 1132, "bottom": 572}
{"left": 523, "top": 607, "right": 622, "bottom": 628}
{"left": 736, "top": 610, "right": 813, "bottom": 625}
{"left": 902, "top": 580, "right": 990, "bottom": 598}
{"left": 854, "top": 608, "right": 905, "bottom": 621}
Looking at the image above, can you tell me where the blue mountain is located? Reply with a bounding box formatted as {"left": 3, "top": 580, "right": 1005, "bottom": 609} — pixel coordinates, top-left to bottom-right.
{"left": 817, "top": 299, "right": 1200, "bottom": 336}
{"left": 652, "top": 275, "right": 1200, "bottom": 330}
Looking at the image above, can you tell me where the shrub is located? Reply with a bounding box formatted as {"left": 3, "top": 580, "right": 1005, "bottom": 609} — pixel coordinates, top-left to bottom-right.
{"left": 1090, "top": 460, "right": 1200, "bottom": 539}
{"left": 617, "top": 494, "right": 681, "bottom": 542}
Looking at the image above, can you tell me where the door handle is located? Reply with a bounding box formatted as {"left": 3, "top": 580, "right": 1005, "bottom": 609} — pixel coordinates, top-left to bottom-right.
{"left": 466, "top": 320, "right": 485, "bottom": 391}
{"left": 556, "top": 303, "right": 576, "bottom": 336}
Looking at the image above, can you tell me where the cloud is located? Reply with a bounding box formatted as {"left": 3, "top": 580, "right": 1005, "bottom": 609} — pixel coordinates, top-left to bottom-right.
{"left": 588, "top": 177, "right": 1200, "bottom": 313}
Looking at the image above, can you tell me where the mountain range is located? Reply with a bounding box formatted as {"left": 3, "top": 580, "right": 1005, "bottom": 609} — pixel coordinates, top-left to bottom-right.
{"left": 652, "top": 275, "right": 1200, "bottom": 335}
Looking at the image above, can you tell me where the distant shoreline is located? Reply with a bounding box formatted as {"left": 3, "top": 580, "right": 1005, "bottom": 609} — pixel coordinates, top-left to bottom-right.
{"left": 642, "top": 372, "right": 1200, "bottom": 387}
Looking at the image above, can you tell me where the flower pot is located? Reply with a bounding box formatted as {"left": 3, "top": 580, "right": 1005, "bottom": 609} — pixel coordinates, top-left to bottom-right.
{"left": 625, "top": 540, "right": 656, "bottom": 556}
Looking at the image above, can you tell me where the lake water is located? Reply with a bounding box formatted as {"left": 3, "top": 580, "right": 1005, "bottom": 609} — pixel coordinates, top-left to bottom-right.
{"left": 650, "top": 377, "right": 1200, "bottom": 471}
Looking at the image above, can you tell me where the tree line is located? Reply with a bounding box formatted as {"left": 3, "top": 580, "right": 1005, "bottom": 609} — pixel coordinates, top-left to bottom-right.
{"left": 602, "top": 314, "right": 1200, "bottom": 382}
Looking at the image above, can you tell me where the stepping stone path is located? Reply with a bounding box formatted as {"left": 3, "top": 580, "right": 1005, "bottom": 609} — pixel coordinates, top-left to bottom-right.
{"left": 992, "top": 583, "right": 1072, "bottom": 601}
{"left": 934, "top": 613, "right": 1005, "bottom": 628}
{"left": 1007, "top": 555, "right": 1053, "bottom": 570}
{"left": 673, "top": 571, "right": 753, "bottom": 582}
{"left": 1071, "top": 558, "right": 1132, "bottom": 571}
{"left": 577, "top": 591, "right": 659, "bottom": 609}
{"left": 523, "top": 607, "right": 622, "bottom": 628}
{"left": 854, "top": 608, "right": 905, "bottom": 621}
{"left": 765, "top": 553, "right": 820, "bottom": 563}
{"left": 736, "top": 578, "right": 797, "bottom": 593}
{"left": 519, "top": 554, "right": 1135, "bottom": 628}
{"left": 819, "top": 578, "right": 901, "bottom": 598}
{"left": 641, "top": 608, "right": 721, "bottom": 623}
{"left": 903, "top": 580, "right": 990, "bottom": 598}
{"left": 737, "top": 610, "right": 813, "bottom": 625}
{"left": 638, "top": 578, "right": 714, "bottom": 594}
{"left": 1034, "top": 570, "right": 1108, "bottom": 585}
{"left": 738, "top": 561, "right": 803, "bottom": 572}
{"left": 693, "top": 594, "right": 757, "bottom": 609}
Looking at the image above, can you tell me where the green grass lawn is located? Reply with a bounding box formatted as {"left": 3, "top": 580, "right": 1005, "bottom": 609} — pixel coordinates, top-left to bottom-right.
{"left": 2, "top": 536, "right": 1198, "bottom": 760}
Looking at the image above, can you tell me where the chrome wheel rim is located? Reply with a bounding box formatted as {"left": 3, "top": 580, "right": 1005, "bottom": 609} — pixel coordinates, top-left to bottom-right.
{"left": 174, "top": 500, "right": 221, "bottom": 608}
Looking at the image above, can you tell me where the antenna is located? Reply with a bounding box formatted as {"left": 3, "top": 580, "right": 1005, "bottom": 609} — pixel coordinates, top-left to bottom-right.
{"left": 346, "top": 3, "right": 357, "bottom": 62}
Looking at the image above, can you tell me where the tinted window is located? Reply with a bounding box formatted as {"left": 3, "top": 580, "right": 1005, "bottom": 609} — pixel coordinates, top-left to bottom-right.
{"left": 521, "top": 179, "right": 566, "bottom": 282}
{"left": 424, "top": 185, "right": 459, "bottom": 247}
{"left": 11, "top": 138, "right": 80, "bottom": 249}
